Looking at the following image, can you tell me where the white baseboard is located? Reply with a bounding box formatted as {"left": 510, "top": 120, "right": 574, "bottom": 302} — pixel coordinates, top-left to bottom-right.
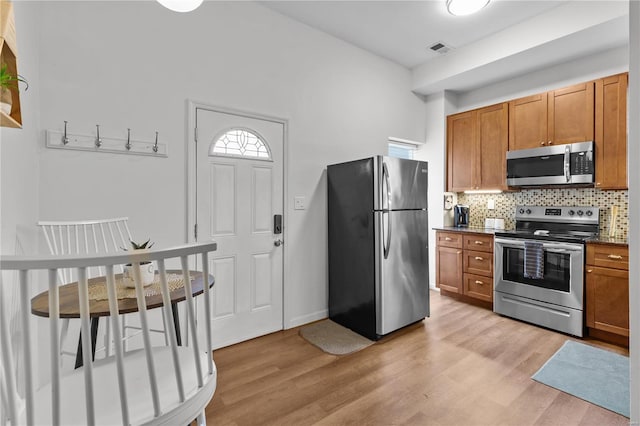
{"left": 286, "top": 309, "right": 328, "bottom": 329}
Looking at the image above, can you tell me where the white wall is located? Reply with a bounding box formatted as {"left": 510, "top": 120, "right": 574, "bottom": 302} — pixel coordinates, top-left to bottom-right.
{"left": 0, "top": 0, "right": 42, "bottom": 391}
{"left": 34, "top": 1, "right": 426, "bottom": 328}
{"left": 627, "top": 1, "right": 639, "bottom": 422}
{"left": 414, "top": 90, "right": 456, "bottom": 288}
{"left": 456, "top": 46, "right": 629, "bottom": 112}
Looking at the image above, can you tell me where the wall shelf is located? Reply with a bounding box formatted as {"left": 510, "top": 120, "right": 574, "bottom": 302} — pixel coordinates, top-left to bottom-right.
{"left": 1, "top": 0, "right": 23, "bottom": 128}
{"left": 46, "top": 129, "right": 168, "bottom": 157}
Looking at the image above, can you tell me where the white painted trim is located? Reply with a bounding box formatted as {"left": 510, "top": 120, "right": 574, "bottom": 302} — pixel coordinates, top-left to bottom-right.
{"left": 628, "top": 2, "right": 639, "bottom": 422}
{"left": 186, "top": 100, "right": 290, "bottom": 333}
{"left": 286, "top": 309, "right": 328, "bottom": 330}
{"left": 387, "top": 136, "right": 425, "bottom": 146}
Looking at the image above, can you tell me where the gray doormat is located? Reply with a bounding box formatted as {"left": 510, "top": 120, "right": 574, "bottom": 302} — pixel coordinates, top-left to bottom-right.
{"left": 299, "top": 319, "right": 374, "bottom": 355}
{"left": 532, "top": 340, "right": 629, "bottom": 417}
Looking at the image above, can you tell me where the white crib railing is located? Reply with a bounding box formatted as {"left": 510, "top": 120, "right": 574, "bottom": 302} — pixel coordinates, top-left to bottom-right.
{"left": 0, "top": 241, "right": 217, "bottom": 426}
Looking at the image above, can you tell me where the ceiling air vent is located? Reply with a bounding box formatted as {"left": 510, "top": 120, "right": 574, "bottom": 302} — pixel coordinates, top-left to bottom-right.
{"left": 429, "top": 42, "right": 452, "bottom": 54}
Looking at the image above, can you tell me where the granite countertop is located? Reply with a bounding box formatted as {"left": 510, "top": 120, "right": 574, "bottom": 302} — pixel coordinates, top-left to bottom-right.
{"left": 434, "top": 227, "right": 629, "bottom": 246}
{"left": 433, "top": 226, "right": 502, "bottom": 235}
{"left": 586, "top": 235, "right": 629, "bottom": 246}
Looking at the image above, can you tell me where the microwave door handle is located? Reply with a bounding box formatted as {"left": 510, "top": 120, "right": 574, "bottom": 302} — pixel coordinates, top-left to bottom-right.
{"left": 564, "top": 145, "right": 571, "bottom": 183}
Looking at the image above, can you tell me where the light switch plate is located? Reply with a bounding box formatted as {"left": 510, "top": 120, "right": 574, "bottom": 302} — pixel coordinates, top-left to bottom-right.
{"left": 294, "top": 196, "right": 306, "bottom": 210}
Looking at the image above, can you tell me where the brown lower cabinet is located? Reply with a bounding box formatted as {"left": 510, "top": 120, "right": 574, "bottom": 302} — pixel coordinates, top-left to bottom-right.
{"left": 585, "top": 242, "right": 629, "bottom": 345}
{"left": 436, "top": 230, "right": 493, "bottom": 305}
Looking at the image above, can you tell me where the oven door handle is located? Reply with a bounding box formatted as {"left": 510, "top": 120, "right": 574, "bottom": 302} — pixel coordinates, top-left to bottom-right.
{"left": 495, "top": 238, "right": 583, "bottom": 252}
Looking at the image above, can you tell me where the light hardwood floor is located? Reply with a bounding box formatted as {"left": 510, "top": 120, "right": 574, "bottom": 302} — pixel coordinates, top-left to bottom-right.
{"left": 206, "top": 290, "right": 629, "bottom": 425}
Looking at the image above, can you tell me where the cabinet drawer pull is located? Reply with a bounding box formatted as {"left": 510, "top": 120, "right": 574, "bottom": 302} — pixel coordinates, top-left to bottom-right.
{"left": 587, "top": 269, "right": 593, "bottom": 273}
{"left": 474, "top": 241, "right": 483, "bottom": 245}
{"left": 475, "top": 280, "right": 484, "bottom": 285}
{"left": 474, "top": 256, "right": 484, "bottom": 261}
{"left": 607, "top": 254, "right": 623, "bottom": 260}
{"left": 445, "top": 237, "right": 452, "bottom": 241}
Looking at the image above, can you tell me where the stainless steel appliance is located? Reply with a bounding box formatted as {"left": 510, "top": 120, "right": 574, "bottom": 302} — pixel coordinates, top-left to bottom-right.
{"left": 506, "top": 141, "right": 594, "bottom": 187}
{"left": 494, "top": 205, "right": 599, "bottom": 337}
{"left": 327, "top": 156, "right": 429, "bottom": 340}
{"left": 454, "top": 204, "right": 469, "bottom": 227}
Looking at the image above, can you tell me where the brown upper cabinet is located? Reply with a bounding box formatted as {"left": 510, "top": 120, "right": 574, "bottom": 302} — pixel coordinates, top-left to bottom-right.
{"left": 509, "top": 82, "right": 594, "bottom": 150}
{"left": 0, "top": 0, "right": 22, "bottom": 128}
{"left": 447, "top": 103, "right": 508, "bottom": 192}
{"left": 595, "top": 73, "right": 628, "bottom": 190}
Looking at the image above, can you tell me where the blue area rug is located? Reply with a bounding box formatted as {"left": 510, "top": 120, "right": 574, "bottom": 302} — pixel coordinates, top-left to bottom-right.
{"left": 532, "top": 340, "right": 629, "bottom": 417}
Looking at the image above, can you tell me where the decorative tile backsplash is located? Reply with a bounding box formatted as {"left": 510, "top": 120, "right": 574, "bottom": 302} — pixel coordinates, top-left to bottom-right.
{"left": 457, "top": 188, "right": 628, "bottom": 239}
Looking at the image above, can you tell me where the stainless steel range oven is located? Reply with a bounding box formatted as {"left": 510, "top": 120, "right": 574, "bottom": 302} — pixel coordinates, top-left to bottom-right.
{"left": 494, "top": 206, "right": 599, "bottom": 337}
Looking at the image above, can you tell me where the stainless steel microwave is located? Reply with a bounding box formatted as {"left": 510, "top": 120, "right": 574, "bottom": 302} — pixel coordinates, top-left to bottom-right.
{"left": 506, "top": 141, "right": 594, "bottom": 187}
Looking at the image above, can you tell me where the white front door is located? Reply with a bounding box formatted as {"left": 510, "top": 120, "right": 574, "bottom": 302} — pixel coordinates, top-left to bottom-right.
{"left": 195, "top": 107, "right": 284, "bottom": 349}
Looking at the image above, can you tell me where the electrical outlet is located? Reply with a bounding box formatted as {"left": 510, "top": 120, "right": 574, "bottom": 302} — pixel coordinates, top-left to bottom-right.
{"left": 487, "top": 199, "right": 495, "bottom": 210}
{"left": 294, "top": 196, "right": 306, "bottom": 210}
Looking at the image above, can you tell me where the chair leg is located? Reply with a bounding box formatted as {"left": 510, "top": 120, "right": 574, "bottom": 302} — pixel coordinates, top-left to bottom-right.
{"left": 59, "top": 318, "right": 70, "bottom": 363}
{"left": 196, "top": 410, "right": 206, "bottom": 426}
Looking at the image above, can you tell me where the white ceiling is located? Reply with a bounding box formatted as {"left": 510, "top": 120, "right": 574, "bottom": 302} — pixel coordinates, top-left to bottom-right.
{"left": 261, "top": 0, "right": 630, "bottom": 95}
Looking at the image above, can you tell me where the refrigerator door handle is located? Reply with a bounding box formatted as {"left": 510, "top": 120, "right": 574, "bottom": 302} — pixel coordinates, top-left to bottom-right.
{"left": 382, "top": 162, "right": 392, "bottom": 259}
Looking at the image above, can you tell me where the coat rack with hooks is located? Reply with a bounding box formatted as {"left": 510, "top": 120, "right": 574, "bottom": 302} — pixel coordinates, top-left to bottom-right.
{"left": 45, "top": 121, "right": 168, "bottom": 157}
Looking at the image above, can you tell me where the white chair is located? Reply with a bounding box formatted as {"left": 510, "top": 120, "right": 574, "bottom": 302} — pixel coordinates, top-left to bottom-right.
{"left": 38, "top": 218, "right": 167, "bottom": 364}
{"left": 0, "top": 241, "right": 217, "bottom": 425}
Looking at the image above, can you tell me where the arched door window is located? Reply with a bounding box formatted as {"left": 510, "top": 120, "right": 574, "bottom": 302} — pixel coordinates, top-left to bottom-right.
{"left": 209, "top": 128, "right": 271, "bottom": 160}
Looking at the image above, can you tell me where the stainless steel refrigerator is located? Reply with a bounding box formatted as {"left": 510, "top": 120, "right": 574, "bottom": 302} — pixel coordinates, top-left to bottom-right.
{"left": 328, "top": 156, "right": 429, "bottom": 340}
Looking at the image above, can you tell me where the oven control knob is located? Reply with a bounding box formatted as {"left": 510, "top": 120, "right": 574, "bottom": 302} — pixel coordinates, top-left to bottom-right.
{"left": 568, "top": 209, "right": 575, "bottom": 216}
{"left": 577, "top": 210, "right": 584, "bottom": 216}
{"left": 525, "top": 209, "right": 532, "bottom": 214}
{"left": 518, "top": 208, "right": 525, "bottom": 214}
{"left": 586, "top": 210, "right": 593, "bottom": 217}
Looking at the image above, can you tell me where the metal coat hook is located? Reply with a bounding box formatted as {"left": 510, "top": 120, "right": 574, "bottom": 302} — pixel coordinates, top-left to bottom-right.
{"left": 95, "top": 124, "right": 102, "bottom": 148}
{"left": 125, "top": 128, "right": 132, "bottom": 151}
{"left": 62, "top": 121, "right": 69, "bottom": 145}
{"left": 153, "top": 132, "right": 159, "bottom": 153}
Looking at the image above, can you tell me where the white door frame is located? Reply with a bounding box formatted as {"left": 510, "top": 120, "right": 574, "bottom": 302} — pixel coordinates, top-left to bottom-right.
{"left": 186, "top": 100, "right": 290, "bottom": 331}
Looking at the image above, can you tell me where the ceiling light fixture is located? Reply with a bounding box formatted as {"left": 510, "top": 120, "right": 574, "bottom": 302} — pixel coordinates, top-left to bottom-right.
{"left": 446, "top": 0, "right": 490, "bottom": 16}
{"left": 157, "top": 0, "right": 203, "bottom": 13}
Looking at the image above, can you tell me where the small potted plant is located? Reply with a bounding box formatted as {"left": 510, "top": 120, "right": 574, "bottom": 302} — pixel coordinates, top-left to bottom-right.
{"left": 122, "top": 238, "right": 155, "bottom": 288}
{"left": 0, "top": 63, "right": 28, "bottom": 115}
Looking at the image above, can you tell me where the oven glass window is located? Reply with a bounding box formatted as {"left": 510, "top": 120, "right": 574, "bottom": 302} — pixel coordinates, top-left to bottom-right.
{"left": 502, "top": 246, "right": 570, "bottom": 292}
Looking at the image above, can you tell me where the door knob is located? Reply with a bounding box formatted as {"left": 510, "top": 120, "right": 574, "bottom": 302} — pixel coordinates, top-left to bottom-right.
{"left": 274, "top": 239, "right": 284, "bottom": 247}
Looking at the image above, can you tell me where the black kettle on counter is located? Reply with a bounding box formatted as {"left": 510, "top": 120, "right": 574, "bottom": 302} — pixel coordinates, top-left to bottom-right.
{"left": 454, "top": 204, "right": 470, "bottom": 227}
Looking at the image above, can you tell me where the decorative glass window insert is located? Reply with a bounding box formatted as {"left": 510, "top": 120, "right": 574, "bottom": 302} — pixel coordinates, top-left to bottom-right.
{"left": 210, "top": 128, "right": 271, "bottom": 159}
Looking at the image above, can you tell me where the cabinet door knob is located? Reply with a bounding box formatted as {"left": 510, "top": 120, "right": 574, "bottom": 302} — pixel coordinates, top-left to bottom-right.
{"left": 548, "top": 141, "right": 553, "bottom": 145}
{"left": 457, "top": 251, "right": 462, "bottom": 254}
{"left": 475, "top": 280, "right": 484, "bottom": 285}
{"left": 540, "top": 141, "right": 545, "bottom": 146}
{"left": 607, "top": 254, "right": 623, "bottom": 260}
{"left": 474, "top": 256, "right": 484, "bottom": 261}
